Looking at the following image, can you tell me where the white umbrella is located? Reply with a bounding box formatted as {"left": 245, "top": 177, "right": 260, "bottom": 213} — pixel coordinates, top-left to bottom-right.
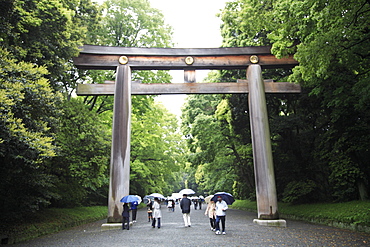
{"left": 134, "top": 195, "right": 142, "bottom": 204}
{"left": 205, "top": 195, "right": 214, "bottom": 203}
{"left": 149, "top": 193, "right": 165, "bottom": 199}
{"left": 179, "top": 189, "right": 195, "bottom": 195}
{"left": 172, "top": 193, "right": 181, "bottom": 199}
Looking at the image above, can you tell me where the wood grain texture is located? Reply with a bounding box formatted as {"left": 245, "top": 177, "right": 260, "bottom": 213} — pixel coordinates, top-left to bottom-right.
{"left": 73, "top": 45, "right": 298, "bottom": 70}
{"left": 76, "top": 81, "right": 301, "bottom": 95}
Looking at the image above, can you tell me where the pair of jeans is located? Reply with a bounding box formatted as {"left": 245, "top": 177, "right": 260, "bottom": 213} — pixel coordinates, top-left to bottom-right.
{"left": 215, "top": 215, "right": 226, "bottom": 232}
{"left": 152, "top": 218, "right": 161, "bottom": 228}
{"left": 183, "top": 213, "right": 191, "bottom": 226}
{"left": 132, "top": 209, "right": 137, "bottom": 221}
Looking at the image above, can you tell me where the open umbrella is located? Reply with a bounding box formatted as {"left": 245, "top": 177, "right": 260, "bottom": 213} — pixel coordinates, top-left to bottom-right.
{"left": 179, "top": 189, "right": 195, "bottom": 195}
{"left": 143, "top": 195, "right": 154, "bottom": 204}
{"left": 134, "top": 195, "right": 142, "bottom": 204}
{"left": 120, "top": 195, "right": 141, "bottom": 203}
{"left": 204, "top": 195, "right": 214, "bottom": 203}
{"left": 211, "top": 192, "right": 235, "bottom": 205}
{"left": 149, "top": 193, "right": 165, "bottom": 199}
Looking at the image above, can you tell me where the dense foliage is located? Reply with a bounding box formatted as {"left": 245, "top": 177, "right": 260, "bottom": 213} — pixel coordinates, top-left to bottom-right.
{"left": 0, "top": 48, "right": 62, "bottom": 216}
{"left": 0, "top": 0, "right": 184, "bottom": 221}
{"left": 182, "top": 0, "right": 369, "bottom": 203}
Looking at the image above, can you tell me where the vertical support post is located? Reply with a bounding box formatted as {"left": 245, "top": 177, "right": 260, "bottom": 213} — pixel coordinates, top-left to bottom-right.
{"left": 108, "top": 65, "right": 132, "bottom": 223}
{"left": 184, "top": 69, "right": 196, "bottom": 83}
{"left": 247, "top": 64, "right": 279, "bottom": 220}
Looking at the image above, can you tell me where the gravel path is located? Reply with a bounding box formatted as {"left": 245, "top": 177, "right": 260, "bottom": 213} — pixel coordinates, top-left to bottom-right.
{"left": 13, "top": 203, "right": 370, "bottom": 246}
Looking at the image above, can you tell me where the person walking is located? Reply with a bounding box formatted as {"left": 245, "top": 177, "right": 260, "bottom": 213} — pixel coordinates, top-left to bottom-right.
{"left": 193, "top": 199, "right": 198, "bottom": 210}
{"left": 180, "top": 194, "right": 191, "bottom": 227}
{"left": 215, "top": 196, "right": 228, "bottom": 235}
{"left": 171, "top": 200, "right": 175, "bottom": 212}
{"left": 122, "top": 203, "right": 130, "bottom": 230}
{"left": 147, "top": 199, "right": 153, "bottom": 222}
{"left": 204, "top": 200, "right": 216, "bottom": 231}
{"left": 130, "top": 200, "right": 139, "bottom": 222}
{"left": 152, "top": 197, "right": 162, "bottom": 229}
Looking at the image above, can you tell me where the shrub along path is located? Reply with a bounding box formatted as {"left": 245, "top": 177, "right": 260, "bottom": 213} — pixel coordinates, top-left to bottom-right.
{"left": 13, "top": 203, "right": 370, "bottom": 246}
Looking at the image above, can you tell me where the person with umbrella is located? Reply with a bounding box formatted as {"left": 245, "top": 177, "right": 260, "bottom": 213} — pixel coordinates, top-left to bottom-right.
{"left": 130, "top": 200, "right": 139, "bottom": 223}
{"left": 204, "top": 200, "right": 216, "bottom": 231}
{"left": 180, "top": 194, "right": 192, "bottom": 227}
{"left": 215, "top": 196, "right": 228, "bottom": 235}
{"left": 152, "top": 197, "right": 162, "bottom": 229}
{"left": 120, "top": 195, "right": 141, "bottom": 230}
{"left": 122, "top": 203, "right": 130, "bottom": 230}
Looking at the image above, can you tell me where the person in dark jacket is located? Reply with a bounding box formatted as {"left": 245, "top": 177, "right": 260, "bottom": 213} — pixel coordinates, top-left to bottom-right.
{"left": 122, "top": 203, "right": 130, "bottom": 230}
{"left": 147, "top": 199, "right": 153, "bottom": 222}
{"left": 130, "top": 201, "right": 139, "bottom": 222}
{"left": 180, "top": 194, "right": 192, "bottom": 227}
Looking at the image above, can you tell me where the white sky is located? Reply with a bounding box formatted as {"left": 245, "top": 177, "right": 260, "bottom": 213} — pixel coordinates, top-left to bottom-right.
{"left": 149, "top": 0, "right": 228, "bottom": 117}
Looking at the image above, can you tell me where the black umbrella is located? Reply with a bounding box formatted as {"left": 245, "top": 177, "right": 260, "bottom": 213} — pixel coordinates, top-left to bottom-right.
{"left": 211, "top": 192, "right": 235, "bottom": 205}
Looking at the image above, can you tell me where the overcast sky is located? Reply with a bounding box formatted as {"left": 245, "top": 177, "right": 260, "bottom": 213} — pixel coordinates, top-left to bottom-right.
{"left": 149, "top": 0, "right": 228, "bottom": 116}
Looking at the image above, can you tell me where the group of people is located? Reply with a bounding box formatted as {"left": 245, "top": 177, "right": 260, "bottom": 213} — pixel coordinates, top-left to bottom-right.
{"left": 192, "top": 198, "right": 202, "bottom": 210}
{"left": 123, "top": 194, "right": 229, "bottom": 235}
{"left": 204, "top": 196, "right": 228, "bottom": 235}
{"left": 121, "top": 200, "right": 139, "bottom": 230}
{"left": 181, "top": 194, "right": 228, "bottom": 235}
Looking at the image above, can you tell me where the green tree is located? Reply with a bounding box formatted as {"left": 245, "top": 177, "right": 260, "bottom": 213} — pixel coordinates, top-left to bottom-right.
{"left": 0, "top": 48, "right": 62, "bottom": 217}
{"left": 51, "top": 99, "right": 111, "bottom": 207}
{"left": 130, "top": 100, "right": 185, "bottom": 196}
{"left": 218, "top": 0, "right": 370, "bottom": 202}
{"left": 82, "top": 0, "right": 173, "bottom": 113}
{"left": 0, "top": 0, "right": 99, "bottom": 92}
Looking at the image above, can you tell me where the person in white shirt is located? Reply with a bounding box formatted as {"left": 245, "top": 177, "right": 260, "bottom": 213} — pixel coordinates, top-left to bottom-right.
{"left": 152, "top": 197, "right": 162, "bottom": 228}
{"left": 215, "top": 196, "right": 228, "bottom": 235}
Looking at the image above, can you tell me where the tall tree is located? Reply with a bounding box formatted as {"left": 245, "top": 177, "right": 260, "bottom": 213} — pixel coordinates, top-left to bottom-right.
{"left": 131, "top": 102, "right": 185, "bottom": 196}
{"left": 82, "top": 0, "right": 173, "bottom": 113}
{"left": 0, "top": 48, "right": 62, "bottom": 217}
{"left": 218, "top": 0, "right": 370, "bottom": 202}
{"left": 51, "top": 98, "right": 111, "bottom": 207}
{"left": 0, "top": 0, "right": 99, "bottom": 92}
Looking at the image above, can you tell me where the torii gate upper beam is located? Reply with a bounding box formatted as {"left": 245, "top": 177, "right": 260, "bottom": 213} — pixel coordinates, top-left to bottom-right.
{"left": 73, "top": 45, "right": 298, "bottom": 70}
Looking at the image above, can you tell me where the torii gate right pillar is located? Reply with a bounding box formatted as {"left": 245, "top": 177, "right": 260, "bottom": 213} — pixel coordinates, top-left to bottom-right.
{"left": 247, "top": 64, "right": 286, "bottom": 226}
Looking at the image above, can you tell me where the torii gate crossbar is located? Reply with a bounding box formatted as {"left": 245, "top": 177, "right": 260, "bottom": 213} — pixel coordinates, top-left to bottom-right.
{"left": 73, "top": 45, "right": 300, "bottom": 226}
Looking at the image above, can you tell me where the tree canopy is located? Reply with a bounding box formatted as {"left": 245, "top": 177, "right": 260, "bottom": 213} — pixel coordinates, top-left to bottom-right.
{"left": 182, "top": 0, "right": 369, "bottom": 202}
{"left": 0, "top": 0, "right": 184, "bottom": 220}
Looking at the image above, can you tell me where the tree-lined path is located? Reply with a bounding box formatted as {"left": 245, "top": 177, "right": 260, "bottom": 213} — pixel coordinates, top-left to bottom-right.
{"left": 13, "top": 204, "right": 370, "bottom": 246}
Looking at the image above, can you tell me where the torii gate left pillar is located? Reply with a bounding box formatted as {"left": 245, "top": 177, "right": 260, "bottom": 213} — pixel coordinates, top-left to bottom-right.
{"left": 108, "top": 65, "right": 131, "bottom": 223}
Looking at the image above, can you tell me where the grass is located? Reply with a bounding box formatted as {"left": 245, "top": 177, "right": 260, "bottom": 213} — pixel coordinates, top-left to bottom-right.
{"left": 0, "top": 206, "right": 107, "bottom": 244}
{"left": 230, "top": 200, "right": 370, "bottom": 232}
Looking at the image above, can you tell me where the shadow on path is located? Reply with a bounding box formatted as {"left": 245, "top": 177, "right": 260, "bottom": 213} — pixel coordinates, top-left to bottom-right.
{"left": 13, "top": 203, "right": 370, "bottom": 246}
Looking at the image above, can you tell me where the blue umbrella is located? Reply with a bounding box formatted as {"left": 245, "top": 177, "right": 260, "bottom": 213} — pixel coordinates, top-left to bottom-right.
{"left": 120, "top": 195, "right": 141, "bottom": 203}
{"left": 211, "top": 192, "right": 235, "bottom": 205}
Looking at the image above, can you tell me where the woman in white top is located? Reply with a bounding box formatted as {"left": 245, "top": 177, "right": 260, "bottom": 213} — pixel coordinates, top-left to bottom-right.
{"left": 152, "top": 197, "right": 162, "bottom": 228}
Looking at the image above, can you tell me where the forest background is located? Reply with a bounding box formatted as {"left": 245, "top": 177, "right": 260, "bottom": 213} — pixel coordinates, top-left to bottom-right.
{"left": 0, "top": 0, "right": 369, "bottom": 224}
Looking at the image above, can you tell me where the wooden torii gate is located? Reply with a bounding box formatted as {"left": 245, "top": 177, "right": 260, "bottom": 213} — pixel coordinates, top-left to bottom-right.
{"left": 73, "top": 45, "right": 300, "bottom": 226}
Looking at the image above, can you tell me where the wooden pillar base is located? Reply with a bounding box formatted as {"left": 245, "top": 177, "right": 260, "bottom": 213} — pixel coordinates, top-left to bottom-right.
{"left": 253, "top": 219, "right": 287, "bottom": 227}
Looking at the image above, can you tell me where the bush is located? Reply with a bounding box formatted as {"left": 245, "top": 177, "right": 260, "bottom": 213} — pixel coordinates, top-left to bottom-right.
{"left": 282, "top": 179, "right": 317, "bottom": 204}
